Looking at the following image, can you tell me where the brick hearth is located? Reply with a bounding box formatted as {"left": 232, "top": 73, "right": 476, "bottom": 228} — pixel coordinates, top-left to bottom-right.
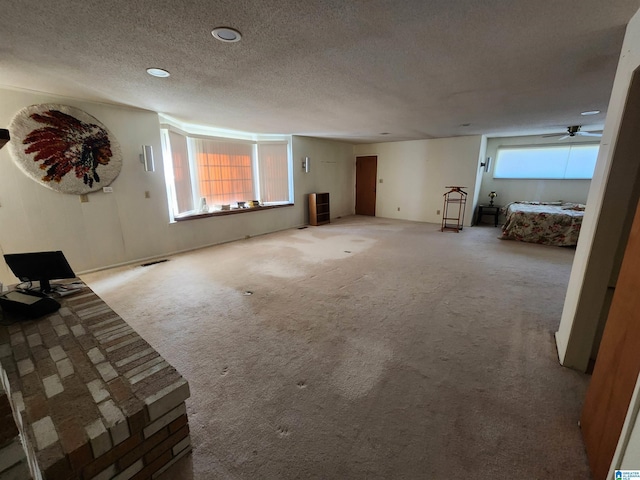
{"left": 0, "top": 286, "right": 191, "bottom": 479}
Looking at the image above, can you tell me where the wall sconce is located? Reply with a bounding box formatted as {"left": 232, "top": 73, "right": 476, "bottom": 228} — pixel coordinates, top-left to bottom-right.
{"left": 480, "top": 157, "right": 491, "bottom": 173}
{"left": 302, "top": 157, "right": 310, "bottom": 173}
{"left": 140, "top": 145, "right": 155, "bottom": 172}
{"left": 0, "top": 129, "right": 9, "bottom": 150}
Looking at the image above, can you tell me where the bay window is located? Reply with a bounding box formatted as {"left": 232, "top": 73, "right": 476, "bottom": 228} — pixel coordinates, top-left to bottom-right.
{"left": 161, "top": 128, "right": 292, "bottom": 220}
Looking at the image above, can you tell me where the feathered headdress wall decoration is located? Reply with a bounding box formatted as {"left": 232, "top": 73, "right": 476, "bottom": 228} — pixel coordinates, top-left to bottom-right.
{"left": 8, "top": 104, "right": 122, "bottom": 194}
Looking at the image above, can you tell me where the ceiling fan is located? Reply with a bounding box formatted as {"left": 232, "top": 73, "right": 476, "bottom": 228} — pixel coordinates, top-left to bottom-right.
{"left": 543, "top": 125, "right": 602, "bottom": 140}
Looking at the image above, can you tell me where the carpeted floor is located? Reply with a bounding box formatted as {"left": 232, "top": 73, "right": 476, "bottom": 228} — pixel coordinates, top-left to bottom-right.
{"left": 82, "top": 216, "right": 591, "bottom": 479}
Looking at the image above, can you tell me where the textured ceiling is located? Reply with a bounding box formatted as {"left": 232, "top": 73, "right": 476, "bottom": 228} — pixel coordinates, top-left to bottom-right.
{"left": 1, "top": 0, "right": 639, "bottom": 143}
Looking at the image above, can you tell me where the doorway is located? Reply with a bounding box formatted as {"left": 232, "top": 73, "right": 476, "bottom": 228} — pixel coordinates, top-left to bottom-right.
{"left": 356, "top": 156, "right": 377, "bottom": 216}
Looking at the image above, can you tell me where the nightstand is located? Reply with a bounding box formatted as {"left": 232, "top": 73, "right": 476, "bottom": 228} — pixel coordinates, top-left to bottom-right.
{"left": 476, "top": 204, "right": 501, "bottom": 227}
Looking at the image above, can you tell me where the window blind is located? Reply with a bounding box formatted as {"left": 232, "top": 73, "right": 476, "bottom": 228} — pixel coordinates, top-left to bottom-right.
{"left": 167, "top": 131, "right": 194, "bottom": 214}
{"left": 191, "top": 138, "right": 255, "bottom": 205}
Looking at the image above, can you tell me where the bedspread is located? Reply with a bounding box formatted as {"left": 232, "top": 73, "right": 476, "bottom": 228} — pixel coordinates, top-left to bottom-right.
{"left": 500, "top": 202, "right": 585, "bottom": 246}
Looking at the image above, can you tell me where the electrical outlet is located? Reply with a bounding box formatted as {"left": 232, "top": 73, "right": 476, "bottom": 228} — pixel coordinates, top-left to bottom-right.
{"left": 144, "top": 191, "right": 151, "bottom": 199}
{"left": 79, "top": 194, "right": 89, "bottom": 203}
{"left": 103, "top": 186, "right": 113, "bottom": 193}
{"left": 437, "top": 209, "right": 441, "bottom": 215}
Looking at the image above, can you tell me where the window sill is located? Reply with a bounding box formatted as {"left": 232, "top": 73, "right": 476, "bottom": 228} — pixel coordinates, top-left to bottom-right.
{"left": 174, "top": 203, "right": 294, "bottom": 222}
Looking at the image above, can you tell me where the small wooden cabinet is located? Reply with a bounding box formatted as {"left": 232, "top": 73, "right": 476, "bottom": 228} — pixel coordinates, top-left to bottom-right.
{"left": 309, "top": 193, "right": 330, "bottom": 226}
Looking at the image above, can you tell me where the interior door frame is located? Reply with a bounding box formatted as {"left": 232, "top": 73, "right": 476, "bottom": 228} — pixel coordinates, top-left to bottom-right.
{"left": 581, "top": 193, "right": 640, "bottom": 479}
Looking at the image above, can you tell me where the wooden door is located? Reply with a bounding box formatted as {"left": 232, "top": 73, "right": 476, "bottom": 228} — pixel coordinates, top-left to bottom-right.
{"left": 356, "top": 156, "right": 377, "bottom": 216}
{"left": 581, "top": 197, "right": 640, "bottom": 479}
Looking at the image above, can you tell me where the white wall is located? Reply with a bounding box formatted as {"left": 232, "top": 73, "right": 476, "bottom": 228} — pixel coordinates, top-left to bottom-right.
{"left": 0, "top": 88, "right": 355, "bottom": 284}
{"left": 479, "top": 135, "right": 594, "bottom": 208}
{"left": 293, "top": 136, "right": 355, "bottom": 223}
{"left": 354, "top": 136, "right": 484, "bottom": 226}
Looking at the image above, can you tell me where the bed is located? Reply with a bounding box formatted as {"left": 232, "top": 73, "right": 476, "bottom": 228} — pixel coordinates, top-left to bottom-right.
{"left": 500, "top": 201, "right": 585, "bottom": 246}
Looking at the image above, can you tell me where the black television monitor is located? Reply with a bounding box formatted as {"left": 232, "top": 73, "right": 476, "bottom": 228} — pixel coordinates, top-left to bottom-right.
{"left": 4, "top": 251, "right": 76, "bottom": 293}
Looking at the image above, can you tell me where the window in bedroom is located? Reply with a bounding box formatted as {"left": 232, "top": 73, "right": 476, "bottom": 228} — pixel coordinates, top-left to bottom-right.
{"left": 493, "top": 143, "right": 599, "bottom": 179}
{"left": 161, "top": 128, "right": 292, "bottom": 220}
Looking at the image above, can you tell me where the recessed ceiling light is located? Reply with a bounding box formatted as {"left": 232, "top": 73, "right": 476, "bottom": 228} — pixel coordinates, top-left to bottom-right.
{"left": 212, "top": 27, "right": 242, "bottom": 43}
{"left": 581, "top": 110, "right": 600, "bottom": 116}
{"left": 146, "top": 68, "right": 170, "bottom": 78}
